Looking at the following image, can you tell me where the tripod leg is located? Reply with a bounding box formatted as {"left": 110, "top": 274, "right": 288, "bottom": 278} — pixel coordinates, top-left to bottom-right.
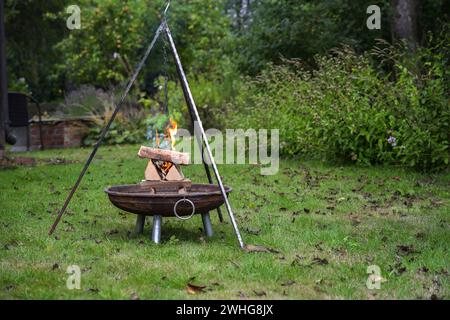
{"left": 135, "top": 214, "right": 145, "bottom": 234}
{"left": 151, "top": 215, "right": 162, "bottom": 244}
{"left": 201, "top": 212, "right": 213, "bottom": 237}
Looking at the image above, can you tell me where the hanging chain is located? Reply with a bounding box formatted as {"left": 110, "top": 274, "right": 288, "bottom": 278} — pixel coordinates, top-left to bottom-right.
{"left": 161, "top": 1, "right": 170, "bottom": 115}
{"left": 162, "top": 32, "right": 169, "bottom": 115}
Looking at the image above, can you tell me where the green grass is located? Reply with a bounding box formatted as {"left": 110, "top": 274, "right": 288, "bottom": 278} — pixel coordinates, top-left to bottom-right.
{"left": 0, "top": 145, "right": 449, "bottom": 299}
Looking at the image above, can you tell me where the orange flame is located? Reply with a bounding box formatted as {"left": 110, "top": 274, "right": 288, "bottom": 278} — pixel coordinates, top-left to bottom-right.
{"left": 165, "top": 118, "right": 178, "bottom": 150}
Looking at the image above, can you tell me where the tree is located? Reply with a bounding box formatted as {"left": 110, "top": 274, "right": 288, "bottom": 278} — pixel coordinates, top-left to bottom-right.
{"left": 390, "top": 0, "right": 420, "bottom": 50}
{"left": 233, "top": 0, "right": 391, "bottom": 74}
{"left": 5, "top": 0, "right": 69, "bottom": 100}
{"left": 0, "top": 0, "right": 7, "bottom": 158}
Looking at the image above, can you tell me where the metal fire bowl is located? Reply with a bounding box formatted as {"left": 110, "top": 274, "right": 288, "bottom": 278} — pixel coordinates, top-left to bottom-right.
{"left": 105, "top": 183, "right": 231, "bottom": 217}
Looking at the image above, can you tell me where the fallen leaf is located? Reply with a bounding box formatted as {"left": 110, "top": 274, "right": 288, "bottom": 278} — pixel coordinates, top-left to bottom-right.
{"left": 106, "top": 229, "right": 119, "bottom": 236}
{"left": 130, "top": 292, "right": 140, "bottom": 300}
{"left": 186, "top": 283, "right": 206, "bottom": 295}
{"left": 244, "top": 244, "right": 280, "bottom": 254}
{"left": 396, "top": 244, "right": 417, "bottom": 256}
{"left": 229, "top": 260, "right": 240, "bottom": 268}
{"left": 87, "top": 288, "right": 99, "bottom": 293}
{"left": 253, "top": 290, "right": 267, "bottom": 297}
{"left": 415, "top": 232, "right": 425, "bottom": 239}
{"left": 311, "top": 257, "right": 329, "bottom": 265}
{"left": 245, "top": 227, "right": 261, "bottom": 235}
{"left": 281, "top": 280, "right": 296, "bottom": 286}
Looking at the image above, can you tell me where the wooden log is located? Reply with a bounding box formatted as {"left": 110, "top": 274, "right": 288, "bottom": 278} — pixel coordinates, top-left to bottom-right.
{"left": 140, "top": 180, "right": 192, "bottom": 191}
{"left": 138, "top": 146, "right": 190, "bottom": 165}
{"left": 165, "top": 165, "right": 184, "bottom": 181}
{"left": 144, "top": 160, "right": 162, "bottom": 181}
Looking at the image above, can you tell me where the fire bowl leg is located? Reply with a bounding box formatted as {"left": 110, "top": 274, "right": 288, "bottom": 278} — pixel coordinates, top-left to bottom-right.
{"left": 201, "top": 212, "right": 213, "bottom": 238}
{"left": 152, "top": 215, "right": 162, "bottom": 244}
{"left": 135, "top": 214, "right": 146, "bottom": 234}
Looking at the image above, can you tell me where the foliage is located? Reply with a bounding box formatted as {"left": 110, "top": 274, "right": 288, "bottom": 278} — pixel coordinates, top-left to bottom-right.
{"left": 61, "top": 85, "right": 113, "bottom": 117}
{"left": 376, "top": 31, "right": 450, "bottom": 170}
{"left": 227, "top": 37, "right": 449, "bottom": 171}
{"left": 5, "top": 0, "right": 69, "bottom": 99}
{"left": 61, "top": 85, "right": 150, "bottom": 146}
{"left": 165, "top": 67, "right": 241, "bottom": 130}
{"left": 234, "top": 0, "right": 390, "bottom": 74}
{"left": 5, "top": 0, "right": 449, "bottom": 100}
{"left": 4, "top": 0, "right": 449, "bottom": 169}
{"left": 55, "top": 0, "right": 152, "bottom": 88}
{"left": 83, "top": 117, "right": 146, "bottom": 146}
{"left": 54, "top": 0, "right": 232, "bottom": 91}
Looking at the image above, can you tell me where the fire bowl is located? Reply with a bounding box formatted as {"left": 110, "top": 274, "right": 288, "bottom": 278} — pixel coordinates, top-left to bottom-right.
{"left": 105, "top": 183, "right": 231, "bottom": 217}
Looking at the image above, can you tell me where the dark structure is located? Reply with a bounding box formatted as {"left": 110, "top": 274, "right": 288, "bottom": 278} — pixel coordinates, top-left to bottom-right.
{"left": 8, "top": 92, "right": 44, "bottom": 151}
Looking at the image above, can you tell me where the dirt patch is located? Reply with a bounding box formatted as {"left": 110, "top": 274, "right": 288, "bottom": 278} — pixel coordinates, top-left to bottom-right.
{"left": 1, "top": 156, "right": 77, "bottom": 169}
{"left": 0, "top": 156, "right": 36, "bottom": 168}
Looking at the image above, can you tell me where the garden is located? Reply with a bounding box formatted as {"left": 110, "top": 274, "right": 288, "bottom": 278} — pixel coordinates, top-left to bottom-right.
{"left": 0, "top": 0, "right": 449, "bottom": 300}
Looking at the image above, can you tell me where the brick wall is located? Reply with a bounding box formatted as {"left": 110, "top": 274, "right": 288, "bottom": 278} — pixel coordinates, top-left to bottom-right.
{"left": 30, "top": 120, "right": 89, "bottom": 150}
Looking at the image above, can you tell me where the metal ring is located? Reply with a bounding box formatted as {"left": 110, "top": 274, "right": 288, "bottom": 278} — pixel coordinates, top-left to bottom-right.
{"left": 173, "top": 198, "right": 195, "bottom": 220}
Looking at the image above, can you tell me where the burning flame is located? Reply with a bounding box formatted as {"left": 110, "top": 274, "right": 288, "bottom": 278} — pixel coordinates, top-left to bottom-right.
{"left": 165, "top": 117, "right": 178, "bottom": 150}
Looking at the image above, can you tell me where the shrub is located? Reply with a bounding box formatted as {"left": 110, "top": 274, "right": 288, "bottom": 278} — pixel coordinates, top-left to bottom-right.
{"left": 226, "top": 39, "right": 449, "bottom": 171}
{"left": 63, "top": 85, "right": 150, "bottom": 146}
{"left": 165, "top": 65, "right": 241, "bottom": 130}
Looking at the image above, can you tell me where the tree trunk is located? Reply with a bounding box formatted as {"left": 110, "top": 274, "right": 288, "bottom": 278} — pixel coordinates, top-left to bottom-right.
{"left": 0, "top": 0, "right": 9, "bottom": 159}
{"left": 390, "top": 0, "right": 420, "bottom": 50}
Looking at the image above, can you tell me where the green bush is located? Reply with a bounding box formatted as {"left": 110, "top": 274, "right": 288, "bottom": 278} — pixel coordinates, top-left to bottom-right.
{"left": 83, "top": 118, "right": 146, "bottom": 146}
{"left": 164, "top": 64, "right": 241, "bottom": 130}
{"left": 226, "top": 39, "right": 449, "bottom": 171}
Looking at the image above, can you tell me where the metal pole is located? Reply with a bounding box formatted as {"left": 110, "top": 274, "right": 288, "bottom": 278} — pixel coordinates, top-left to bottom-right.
{"left": 0, "top": 0, "right": 8, "bottom": 158}
{"left": 48, "top": 22, "right": 165, "bottom": 235}
{"left": 152, "top": 215, "right": 162, "bottom": 244}
{"left": 201, "top": 212, "right": 213, "bottom": 237}
{"left": 160, "top": 17, "right": 223, "bottom": 223}
{"left": 201, "top": 149, "right": 224, "bottom": 222}
{"left": 135, "top": 214, "right": 146, "bottom": 234}
{"left": 164, "top": 24, "right": 245, "bottom": 248}
{"left": 182, "top": 85, "right": 224, "bottom": 222}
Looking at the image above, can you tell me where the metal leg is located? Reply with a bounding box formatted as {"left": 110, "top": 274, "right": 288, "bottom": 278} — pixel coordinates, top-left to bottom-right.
{"left": 201, "top": 143, "right": 224, "bottom": 222}
{"left": 201, "top": 212, "right": 213, "bottom": 237}
{"left": 135, "top": 214, "right": 145, "bottom": 234}
{"left": 152, "top": 215, "right": 162, "bottom": 244}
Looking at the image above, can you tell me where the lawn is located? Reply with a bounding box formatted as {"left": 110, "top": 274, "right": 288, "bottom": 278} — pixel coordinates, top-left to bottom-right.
{"left": 0, "top": 144, "right": 449, "bottom": 299}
